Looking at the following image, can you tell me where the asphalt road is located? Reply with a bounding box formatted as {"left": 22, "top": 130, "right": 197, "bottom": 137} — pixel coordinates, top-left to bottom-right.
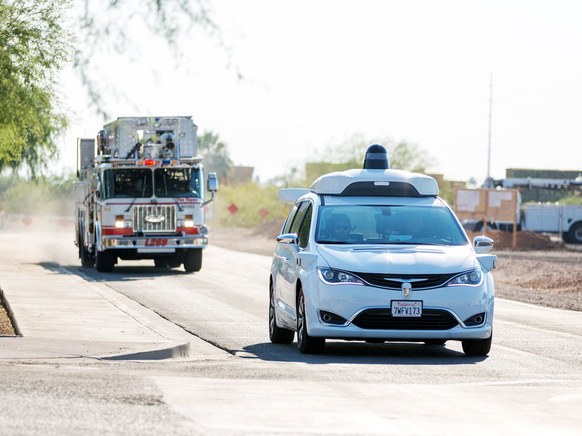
{"left": 1, "top": 229, "right": 582, "bottom": 435}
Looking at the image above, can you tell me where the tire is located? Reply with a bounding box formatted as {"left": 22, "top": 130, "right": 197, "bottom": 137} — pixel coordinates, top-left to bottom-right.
{"left": 462, "top": 335, "right": 492, "bottom": 357}
{"left": 566, "top": 222, "right": 582, "bottom": 244}
{"left": 269, "top": 283, "right": 294, "bottom": 344}
{"left": 183, "top": 250, "right": 203, "bottom": 272}
{"left": 297, "top": 288, "right": 325, "bottom": 354}
{"left": 95, "top": 250, "right": 115, "bottom": 272}
{"left": 79, "top": 235, "right": 94, "bottom": 268}
{"left": 562, "top": 232, "right": 572, "bottom": 244}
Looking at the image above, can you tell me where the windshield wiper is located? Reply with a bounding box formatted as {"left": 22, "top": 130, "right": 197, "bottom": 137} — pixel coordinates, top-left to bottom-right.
{"left": 318, "top": 241, "right": 350, "bottom": 245}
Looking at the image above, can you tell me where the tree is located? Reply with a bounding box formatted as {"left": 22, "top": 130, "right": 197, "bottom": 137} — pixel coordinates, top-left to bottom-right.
{"left": 76, "top": 0, "right": 230, "bottom": 117}
{"left": 197, "top": 130, "right": 232, "bottom": 182}
{"left": 308, "top": 133, "right": 436, "bottom": 178}
{"left": 0, "top": 0, "right": 70, "bottom": 176}
{"left": 389, "top": 141, "right": 433, "bottom": 172}
{"left": 1, "top": 0, "right": 228, "bottom": 174}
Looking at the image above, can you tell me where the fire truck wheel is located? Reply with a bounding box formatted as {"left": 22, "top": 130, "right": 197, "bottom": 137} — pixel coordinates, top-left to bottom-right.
{"left": 95, "top": 250, "right": 115, "bottom": 272}
{"left": 183, "top": 250, "right": 202, "bottom": 272}
{"left": 80, "top": 244, "right": 94, "bottom": 268}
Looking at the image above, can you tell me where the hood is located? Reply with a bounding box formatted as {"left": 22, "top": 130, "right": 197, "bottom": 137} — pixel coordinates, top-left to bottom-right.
{"left": 316, "top": 244, "right": 476, "bottom": 274}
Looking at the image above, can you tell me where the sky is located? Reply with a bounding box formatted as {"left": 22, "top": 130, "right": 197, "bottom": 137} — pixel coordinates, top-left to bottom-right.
{"left": 57, "top": 0, "right": 582, "bottom": 184}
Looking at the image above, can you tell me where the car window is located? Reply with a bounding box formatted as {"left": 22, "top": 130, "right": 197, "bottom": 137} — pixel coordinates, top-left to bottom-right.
{"left": 281, "top": 204, "right": 299, "bottom": 234}
{"left": 289, "top": 202, "right": 310, "bottom": 234}
{"left": 297, "top": 203, "right": 312, "bottom": 248}
{"left": 315, "top": 205, "right": 468, "bottom": 245}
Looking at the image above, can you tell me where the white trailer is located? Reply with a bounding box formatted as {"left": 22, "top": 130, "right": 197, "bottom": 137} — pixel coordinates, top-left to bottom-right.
{"left": 522, "top": 204, "right": 582, "bottom": 244}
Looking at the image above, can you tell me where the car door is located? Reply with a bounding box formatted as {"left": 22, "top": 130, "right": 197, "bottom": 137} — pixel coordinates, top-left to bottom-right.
{"left": 274, "top": 200, "right": 312, "bottom": 328}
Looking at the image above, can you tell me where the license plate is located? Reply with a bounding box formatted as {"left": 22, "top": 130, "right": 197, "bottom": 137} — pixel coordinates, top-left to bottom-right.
{"left": 391, "top": 300, "right": 422, "bottom": 317}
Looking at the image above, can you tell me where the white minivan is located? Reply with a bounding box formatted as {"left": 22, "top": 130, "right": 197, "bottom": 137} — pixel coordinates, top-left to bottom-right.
{"left": 269, "top": 145, "right": 496, "bottom": 356}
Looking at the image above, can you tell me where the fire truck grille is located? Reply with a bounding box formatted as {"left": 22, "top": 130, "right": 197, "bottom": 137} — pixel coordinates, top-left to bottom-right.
{"left": 132, "top": 205, "right": 176, "bottom": 233}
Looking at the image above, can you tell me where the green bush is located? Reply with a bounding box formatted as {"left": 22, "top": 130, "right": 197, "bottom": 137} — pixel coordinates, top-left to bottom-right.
{"left": 0, "top": 173, "right": 75, "bottom": 216}
{"left": 214, "top": 182, "right": 290, "bottom": 228}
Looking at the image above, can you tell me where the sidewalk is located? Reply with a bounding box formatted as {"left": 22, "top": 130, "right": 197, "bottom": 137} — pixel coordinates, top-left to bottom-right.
{"left": 0, "top": 261, "right": 230, "bottom": 362}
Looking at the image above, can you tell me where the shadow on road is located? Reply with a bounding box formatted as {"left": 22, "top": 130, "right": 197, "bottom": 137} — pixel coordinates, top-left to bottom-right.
{"left": 38, "top": 261, "right": 190, "bottom": 282}
{"left": 243, "top": 341, "right": 488, "bottom": 365}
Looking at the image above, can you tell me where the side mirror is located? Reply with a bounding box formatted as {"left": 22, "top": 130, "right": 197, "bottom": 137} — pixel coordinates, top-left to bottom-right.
{"left": 207, "top": 172, "right": 218, "bottom": 192}
{"left": 474, "top": 235, "right": 494, "bottom": 254}
{"left": 276, "top": 233, "right": 299, "bottom": 245}
{"left": 202, "top": 172, "right": 218, "bottom": 206}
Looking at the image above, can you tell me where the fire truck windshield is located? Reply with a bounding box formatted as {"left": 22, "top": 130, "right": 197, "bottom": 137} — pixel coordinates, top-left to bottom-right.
{"left": 102, "top": 168, "right": 153, "bottom": 199}
{"left": 154, "top": 168, "right": 202, "bottom": 198}
{"left": 101, "top": 167, "right": 203, "bottom": 200}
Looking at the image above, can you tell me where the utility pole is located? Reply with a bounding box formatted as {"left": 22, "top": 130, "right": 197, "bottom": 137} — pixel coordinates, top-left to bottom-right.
{"left": 486, "top": 73, "right": 493, "bottom": 180}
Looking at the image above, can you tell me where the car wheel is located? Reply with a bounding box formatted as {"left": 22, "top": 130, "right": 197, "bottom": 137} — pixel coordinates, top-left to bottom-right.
{"left": 462, "top": 335, "right": 492, "bottom": 356}
{"left": 183, "top": 250, "right": 202, "bottom": 272}
{"left": 95, "top": 250, "right": 115, "bottom": 272}
{"left": 424, "top": 339, "right": 447, "bottom": 346}
{"left": 566, "top": 222, "right": 582, "bottom": 244}
{"left": 269, "top": 284, "right": 294, "bottom": 344}
{"left": 297, "top": 288, "right": 325, "bottom": 354}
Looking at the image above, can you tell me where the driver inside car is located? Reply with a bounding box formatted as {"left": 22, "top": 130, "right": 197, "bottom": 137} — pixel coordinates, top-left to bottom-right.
{"left": 327, "top": 213, "right": 353, "bottom": 241}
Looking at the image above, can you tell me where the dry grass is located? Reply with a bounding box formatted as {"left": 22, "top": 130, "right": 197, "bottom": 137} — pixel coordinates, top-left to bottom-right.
{"left": 0, "top": 304, "right": 16, "bottom": 336}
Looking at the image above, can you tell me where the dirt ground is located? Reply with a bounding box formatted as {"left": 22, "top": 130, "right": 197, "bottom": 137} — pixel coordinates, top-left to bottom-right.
{"left": 210, "top": 224, "right": 582, "bottom": 312}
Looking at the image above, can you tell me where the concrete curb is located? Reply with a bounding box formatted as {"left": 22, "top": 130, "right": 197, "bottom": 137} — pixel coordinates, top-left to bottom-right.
{"left": 0, "top": 260, "right": 230, "bottom": 361}
{"left": 101, "top": 341, "right": 191, "bottom": 360}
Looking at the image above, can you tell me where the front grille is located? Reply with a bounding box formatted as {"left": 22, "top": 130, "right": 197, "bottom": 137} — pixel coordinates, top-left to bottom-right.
{"left": 352, "top": 308, "right": 458, "bottom": 330}
{"left": 356, "top": 272, "right": 457, "bottom": 290}
{"left": 132, "top": 204, "right": 176, "bottom": 233}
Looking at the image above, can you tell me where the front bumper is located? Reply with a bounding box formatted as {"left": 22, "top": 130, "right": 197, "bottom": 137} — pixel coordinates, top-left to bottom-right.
{"left": 302, "top": 278, "right": 494, "bottom": 341}
{"left": 101, "top": 235, "right": 208, "bottom": 251}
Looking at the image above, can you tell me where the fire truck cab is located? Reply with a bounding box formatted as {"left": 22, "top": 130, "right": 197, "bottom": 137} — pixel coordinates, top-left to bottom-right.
{"left": 75, "top": 116, "right": 218, "bottom": 272}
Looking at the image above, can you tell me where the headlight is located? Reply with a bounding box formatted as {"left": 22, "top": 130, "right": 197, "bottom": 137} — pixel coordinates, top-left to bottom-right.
{"left": 178, "top": 215, "right": 195, "bottom": 228}
{"left": 317, "top": 268, "right": 363, "bottom": 285}
{"left": 447, "top": 269, "right": 483, "bottom": 287}
{"left": 115, "top": 215, "right": 131, "bottom": 228}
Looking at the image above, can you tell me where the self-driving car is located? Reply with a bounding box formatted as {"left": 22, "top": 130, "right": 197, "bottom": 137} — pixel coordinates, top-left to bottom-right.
{"left": 269, "top": 145, "right": 496, "bottom": 356}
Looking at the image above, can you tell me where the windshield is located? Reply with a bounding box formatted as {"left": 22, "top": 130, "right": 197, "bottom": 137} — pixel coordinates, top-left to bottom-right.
{"left": 101, "top": 168, "right": 202, "bottom": 199}
{"left": 315, "top": 205, "right": 468, "bottom": 246}
{"left": 102, "top": 168, "right": 153, "bottom": 198}
{"left": 154, "top": 168, "right": 202, "bottom": 198}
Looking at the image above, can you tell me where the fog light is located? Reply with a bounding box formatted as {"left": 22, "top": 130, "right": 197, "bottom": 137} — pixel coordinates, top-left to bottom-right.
{"left": 464, "top": 312, "right": 486, "bottom": 326}
{"left": 319, "top": 310, "right": 347, "bottom": 325}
